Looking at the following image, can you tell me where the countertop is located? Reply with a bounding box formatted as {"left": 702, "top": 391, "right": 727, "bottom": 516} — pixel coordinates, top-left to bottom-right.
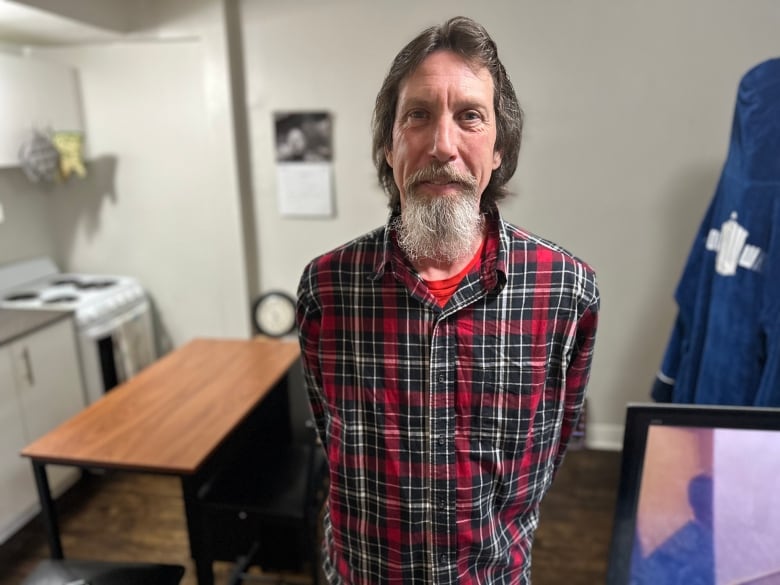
{"left": 0, "top": 308, "right": 72, "bottom": 346}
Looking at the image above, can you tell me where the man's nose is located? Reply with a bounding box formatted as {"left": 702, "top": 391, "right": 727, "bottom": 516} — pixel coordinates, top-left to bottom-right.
{"left": 429, "top": 117, "right": 457, "bottom": 163}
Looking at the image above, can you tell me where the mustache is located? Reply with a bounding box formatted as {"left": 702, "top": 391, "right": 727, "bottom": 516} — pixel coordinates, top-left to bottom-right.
{"left": 404, "top": 164, "right": 478, "bottom": 194}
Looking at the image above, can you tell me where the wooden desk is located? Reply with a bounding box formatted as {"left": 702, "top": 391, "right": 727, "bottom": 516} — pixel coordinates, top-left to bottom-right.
{"left": 21, "top": 337, "right": 301, "bottom": 585}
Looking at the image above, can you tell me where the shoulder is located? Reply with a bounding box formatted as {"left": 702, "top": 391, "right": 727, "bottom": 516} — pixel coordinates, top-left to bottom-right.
{"left": 306, "top": 225, "right": 384, "bottom": 269}
{"left": 501, "top": 219, "right": 599, "bottom": 305}
{"left": 299, "top": 225, "right": 386, "bottom": 289}
{"left": 503, "top": 220, "right": 594, "bottom": 271}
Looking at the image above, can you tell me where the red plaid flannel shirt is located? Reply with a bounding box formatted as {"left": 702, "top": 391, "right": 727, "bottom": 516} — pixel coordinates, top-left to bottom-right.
{"left": 297, "top": 207, "right": 599, "bottom": 584}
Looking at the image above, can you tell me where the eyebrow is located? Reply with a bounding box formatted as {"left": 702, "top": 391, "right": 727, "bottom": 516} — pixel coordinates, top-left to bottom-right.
{"left": 397, "top": 96, "right": 491, "bottom": 113}
{"left": 397, "top": 97, "right": 431, "bottom": 110}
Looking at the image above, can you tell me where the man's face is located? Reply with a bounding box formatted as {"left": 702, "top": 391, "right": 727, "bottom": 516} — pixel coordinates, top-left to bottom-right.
{"left": 386, "top": 50, "right": 502, "bottom": 210}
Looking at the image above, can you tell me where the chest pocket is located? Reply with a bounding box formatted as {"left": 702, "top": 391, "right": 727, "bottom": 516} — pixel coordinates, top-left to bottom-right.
{"left": 466, "top": 362, "right": 548, "bottom": 455}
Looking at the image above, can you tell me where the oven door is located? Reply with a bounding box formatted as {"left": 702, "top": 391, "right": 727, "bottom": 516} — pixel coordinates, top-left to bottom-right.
{"left": 77, "top": 300, "right": 156, "bottom": 405}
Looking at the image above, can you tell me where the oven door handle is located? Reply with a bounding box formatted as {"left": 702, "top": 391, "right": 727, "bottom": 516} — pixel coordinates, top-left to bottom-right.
{"left": 78, "top": 299, "right": 150, "bottom": 339}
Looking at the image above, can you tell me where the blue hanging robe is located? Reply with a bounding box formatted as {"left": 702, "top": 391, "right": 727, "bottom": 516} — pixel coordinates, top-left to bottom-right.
{"left": 652, "top": 57, "right": 780, "bottom": 406}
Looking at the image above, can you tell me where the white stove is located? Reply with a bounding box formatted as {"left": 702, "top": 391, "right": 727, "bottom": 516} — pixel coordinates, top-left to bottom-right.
{"left": 0, "top": 258, "right": 147, "bottom": 326}
{"left": 0, "top": 257, "right": 156, "bottom": 404}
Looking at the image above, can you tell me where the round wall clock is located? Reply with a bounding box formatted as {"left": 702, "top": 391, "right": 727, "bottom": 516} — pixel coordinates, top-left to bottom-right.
{"left": 252, "top": 291, "right": 297, "bottom": 337}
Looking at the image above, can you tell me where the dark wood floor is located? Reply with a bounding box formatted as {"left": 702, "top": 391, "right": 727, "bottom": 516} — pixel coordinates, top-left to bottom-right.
{"left": 532, "top": 448, "right": 622, "bottom": 584}
{"left": 0, "top": 448, "right": 621, "bottom": 584}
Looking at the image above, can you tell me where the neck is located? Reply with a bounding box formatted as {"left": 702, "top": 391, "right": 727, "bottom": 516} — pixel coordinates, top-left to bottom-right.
{"left": 412, "top": 227, "right": 486, "bottom": 281}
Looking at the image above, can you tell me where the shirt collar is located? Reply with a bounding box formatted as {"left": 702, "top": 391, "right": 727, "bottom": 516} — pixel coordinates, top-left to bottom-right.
{"left": 369, "top": 212, "right": 401, "bottom": 282}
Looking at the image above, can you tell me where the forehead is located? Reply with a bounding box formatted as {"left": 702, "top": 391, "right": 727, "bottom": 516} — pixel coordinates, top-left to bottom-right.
{"left": 397, "top": 50, "right": 494, "bottom": 103}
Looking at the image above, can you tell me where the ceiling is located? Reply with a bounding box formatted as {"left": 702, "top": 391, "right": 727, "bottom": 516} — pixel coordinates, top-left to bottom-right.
{"left": 0, "top": 0, "right": 125, "bottom": 46}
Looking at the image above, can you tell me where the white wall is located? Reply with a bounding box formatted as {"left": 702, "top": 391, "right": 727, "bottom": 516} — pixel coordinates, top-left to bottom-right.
{"left": 240, "top": 0, "right": 780, "bottom": 446}
{"left": 0, "top": 167, "right": 55, "bottom": 265}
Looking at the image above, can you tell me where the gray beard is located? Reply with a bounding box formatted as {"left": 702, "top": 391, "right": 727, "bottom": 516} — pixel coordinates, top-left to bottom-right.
{"left": 393, "top": 165, "right": 484, "bottom": 264}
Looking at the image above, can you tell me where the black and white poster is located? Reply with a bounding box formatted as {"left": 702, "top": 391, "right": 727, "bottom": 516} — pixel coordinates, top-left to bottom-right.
{"left": 274, "top": 112, "right": 334, "bottom": 217}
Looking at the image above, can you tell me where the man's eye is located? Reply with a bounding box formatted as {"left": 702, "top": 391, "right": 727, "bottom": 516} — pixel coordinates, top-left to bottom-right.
{"left": 408, "top": 110, "right": 428, "bottom": 120}
{"left": 461, "top": 111, "right": 482, "bottom": 121}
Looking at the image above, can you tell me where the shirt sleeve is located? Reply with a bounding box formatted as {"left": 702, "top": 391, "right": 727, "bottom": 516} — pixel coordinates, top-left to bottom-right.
{"left": 553, "top": 271, "right": 600, "bottom": 472}
{"left": 296, "top": 261, "right": 329, "bottom": 449}
{"left": 650, "top": 314, "right": 685, "bottom": 402}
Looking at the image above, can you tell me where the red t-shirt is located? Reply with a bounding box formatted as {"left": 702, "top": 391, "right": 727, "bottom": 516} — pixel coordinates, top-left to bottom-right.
{"left": 424, "top": 239, "right": 485, "bottom": 307}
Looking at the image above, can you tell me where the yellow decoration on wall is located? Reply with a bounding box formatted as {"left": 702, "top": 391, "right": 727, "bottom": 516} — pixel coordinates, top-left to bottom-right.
{"left": 52, "top": 131, "right": 87, "bottom": 179}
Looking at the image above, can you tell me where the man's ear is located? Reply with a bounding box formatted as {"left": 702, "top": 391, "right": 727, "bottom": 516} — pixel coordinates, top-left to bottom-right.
{"left": 385, "top": 146, "right": 394, "bottom": 168}
{"left": 493, "top": 150, "right": 502, "bottom": 170}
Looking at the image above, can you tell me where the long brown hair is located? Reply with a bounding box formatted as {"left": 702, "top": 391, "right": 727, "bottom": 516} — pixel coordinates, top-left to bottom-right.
{"left": 372, "top": 16, "right": 524, "bottom": 212}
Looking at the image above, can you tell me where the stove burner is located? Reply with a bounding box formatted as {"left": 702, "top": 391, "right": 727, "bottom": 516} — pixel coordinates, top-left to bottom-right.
{"left": 50, "top": 277, "right": 118, "bottom": 289}
{"left": 81, "top": 279, "right": 117, "bottom": 289}
{"left": 4, "top": 291, "right": 39, "bottom": 301}
{"left": 50, "top": 278, "right": 81, "bottom": 287}
{"left": 44, "top": 295, "right": 79, "bottom": 304}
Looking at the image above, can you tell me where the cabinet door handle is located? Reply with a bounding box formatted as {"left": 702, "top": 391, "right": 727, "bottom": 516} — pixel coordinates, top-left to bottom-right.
{"left": 22, "top": 347, "right": 35, "bottom": 386}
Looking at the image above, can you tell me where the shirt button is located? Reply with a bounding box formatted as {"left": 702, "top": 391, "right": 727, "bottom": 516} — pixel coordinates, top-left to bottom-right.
{"left": 437, "top": 435, "right": 445, "bottom": 446}
{"left": 437, "top": 374, "right": 445, "bottom": 383}
{"left": 438, "top": 499, "right": 446, "bottom": 510}
{"left": 439, "top": 553, "right": 447, "bottom": 564}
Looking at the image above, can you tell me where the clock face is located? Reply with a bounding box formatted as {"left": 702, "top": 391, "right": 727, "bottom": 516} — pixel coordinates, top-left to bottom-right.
{"left": 253, "top": 292, "right": 296, "bottom": 337}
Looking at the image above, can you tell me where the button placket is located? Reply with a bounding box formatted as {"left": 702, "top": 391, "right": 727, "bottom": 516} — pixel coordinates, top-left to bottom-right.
{"left": 429, "top": 317, "right": 458, "bottom": 584}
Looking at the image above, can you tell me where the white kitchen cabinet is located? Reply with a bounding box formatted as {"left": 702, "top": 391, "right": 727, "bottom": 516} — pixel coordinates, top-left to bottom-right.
{"left": 0, "top": 343, "right": 30, "bottom": 544}
{"left": 0, "top": 316, "right": 84, "bottom": 544}
{"left": 0, "top": 51, "right": 85, "bottom": 167}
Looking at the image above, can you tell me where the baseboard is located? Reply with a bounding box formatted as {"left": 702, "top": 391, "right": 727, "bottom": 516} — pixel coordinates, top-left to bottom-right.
{"left": 585, "top": 423, "right": 624, "bottom": 451}
{"left": 0, "top": 501, "right": 37, "bottom": 546}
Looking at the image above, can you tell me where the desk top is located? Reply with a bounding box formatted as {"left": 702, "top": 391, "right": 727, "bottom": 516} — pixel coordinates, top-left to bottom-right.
{"left": 21, "top": 337, "right": 301, "bottom": 475}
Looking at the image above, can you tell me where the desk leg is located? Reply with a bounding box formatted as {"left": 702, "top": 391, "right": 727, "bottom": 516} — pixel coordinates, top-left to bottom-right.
{"left": 31, "top": 462, "right": 63, "bottom": 559}
{"left": 181, "top": 475, "right": 214, "bottom": 585}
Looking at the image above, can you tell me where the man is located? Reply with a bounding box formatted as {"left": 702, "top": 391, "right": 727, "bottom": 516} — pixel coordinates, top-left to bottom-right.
{"left": 296, "top": 16, "right": 599, "bottom": 584}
